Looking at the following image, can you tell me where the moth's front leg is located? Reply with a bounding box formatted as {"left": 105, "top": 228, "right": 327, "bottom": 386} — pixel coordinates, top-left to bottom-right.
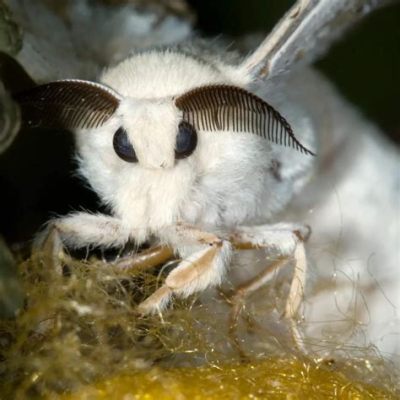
{"left": 137, "top": 223, "right": 232, "bottom": 314}
{"left": 34, "top": 212, "right": 130, "bottom": 271}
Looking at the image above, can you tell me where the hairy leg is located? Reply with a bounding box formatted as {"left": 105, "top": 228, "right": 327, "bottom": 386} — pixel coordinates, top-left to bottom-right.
{"left": 229, "top": 222, "right": 310, "bottom": 352}
{"left": 34, "top": 212, "right": 130, "bottom": 271}
{"left": 137, "top": 224, "right": 232, "bottom": 314}
{"left": 114, "top": 245, "right": 174, "bottom": 272}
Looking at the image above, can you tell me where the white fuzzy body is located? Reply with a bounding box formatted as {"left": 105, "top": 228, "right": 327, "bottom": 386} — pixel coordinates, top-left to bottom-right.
{"left": 76, "top": 50, "right": 315, "bottom": 245}
{"left": 10, "top": 0, "right": 399, "bottom": 363}
{"left": 52, "top": 47, "right": 400, "bottom": 359}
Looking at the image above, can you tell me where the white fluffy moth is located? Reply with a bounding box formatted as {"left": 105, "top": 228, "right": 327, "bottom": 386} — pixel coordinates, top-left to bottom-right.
{"left": 11, "top": 0, "right": 400, "bottom": 358}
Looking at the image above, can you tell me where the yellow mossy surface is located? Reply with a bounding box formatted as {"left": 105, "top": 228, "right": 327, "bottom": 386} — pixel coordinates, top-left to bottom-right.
{"left": 61, "top": 359, "right": 396, "bottom": 400}
{"left": 1, "top": 251, "right": 399, "bottom": 399}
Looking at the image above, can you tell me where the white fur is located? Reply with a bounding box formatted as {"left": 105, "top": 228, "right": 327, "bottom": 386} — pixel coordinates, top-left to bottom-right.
{"left": 76, "top": 51, "right": 314, "bottom": 246}
{"left": 33, "top": 30, "right": 399, "bottom": 360}
{"left": 64, "top": 49, "right": 316, "bottom": 319}
{"left": 166, "top": 241, "right": 232, "bottom": 296}
{"left": 73, "top": 50, "right": 400, "bottom": 358}
{"left": 19, "top": 0, "right": 397, "bottom": 360}
{"left": 101, "top": 50, "right": 250, "bottom": 98}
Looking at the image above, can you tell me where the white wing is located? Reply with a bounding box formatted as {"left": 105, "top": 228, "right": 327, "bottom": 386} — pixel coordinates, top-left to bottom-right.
{"left": 242, "top": 0, "right": 395, "bottom": 79}
{"left": 239, "top": 0, "right": 400, "bottom": 359}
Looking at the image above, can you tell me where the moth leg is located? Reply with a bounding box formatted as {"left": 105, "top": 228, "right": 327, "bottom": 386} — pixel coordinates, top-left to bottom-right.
{"left": 33, "top": 212, "right": 129, "bottom": 272}
{"left": 114, "top": 245, "right": 174, "bottom": 272}
{"left": 136, "top": 242, "right": 230, "bottom": 314}
{"left": 228, "top": 257, "right": 288, "bottom": 356}
{"left": 137, "top": 227, "right": 231, "bottom": 315}
{"left": 284, "top": 242, "right": 307, "bottom": 351}
{"left": 229, "top": 223, "right": 310, "bottom": 352}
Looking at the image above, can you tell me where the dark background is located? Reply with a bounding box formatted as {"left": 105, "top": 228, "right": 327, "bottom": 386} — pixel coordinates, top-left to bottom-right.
{"left": 1, "top": 0, "right": 399, "bottom": 245}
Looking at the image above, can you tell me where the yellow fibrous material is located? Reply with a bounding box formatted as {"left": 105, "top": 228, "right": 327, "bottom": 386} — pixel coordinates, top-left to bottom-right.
{"left": 0, "top": 250, "right": 398, "bottom": 399}
{"left": 62, "top": 359, "right": 396, "bottom": 400}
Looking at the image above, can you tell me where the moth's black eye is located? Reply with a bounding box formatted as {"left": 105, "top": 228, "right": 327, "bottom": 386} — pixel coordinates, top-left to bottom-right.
{"left": 113, "top": 127, "right": 138, "bottom": 163}
{"left": 175, "top": 121, "right": 197, "bottom": 160}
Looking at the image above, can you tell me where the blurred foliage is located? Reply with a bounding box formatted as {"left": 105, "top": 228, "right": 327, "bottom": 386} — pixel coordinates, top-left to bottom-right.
{"left": 100, "top": 0, "right": 193, "bottom": 18}
{"left": 41, "top": 0, "right": 194, "bottom": 20}
{"left": 0, "top": 0, "right": 22, "bottom": 55}
{"left": 0, "top": 236, "right": 23, "bottom": 318}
